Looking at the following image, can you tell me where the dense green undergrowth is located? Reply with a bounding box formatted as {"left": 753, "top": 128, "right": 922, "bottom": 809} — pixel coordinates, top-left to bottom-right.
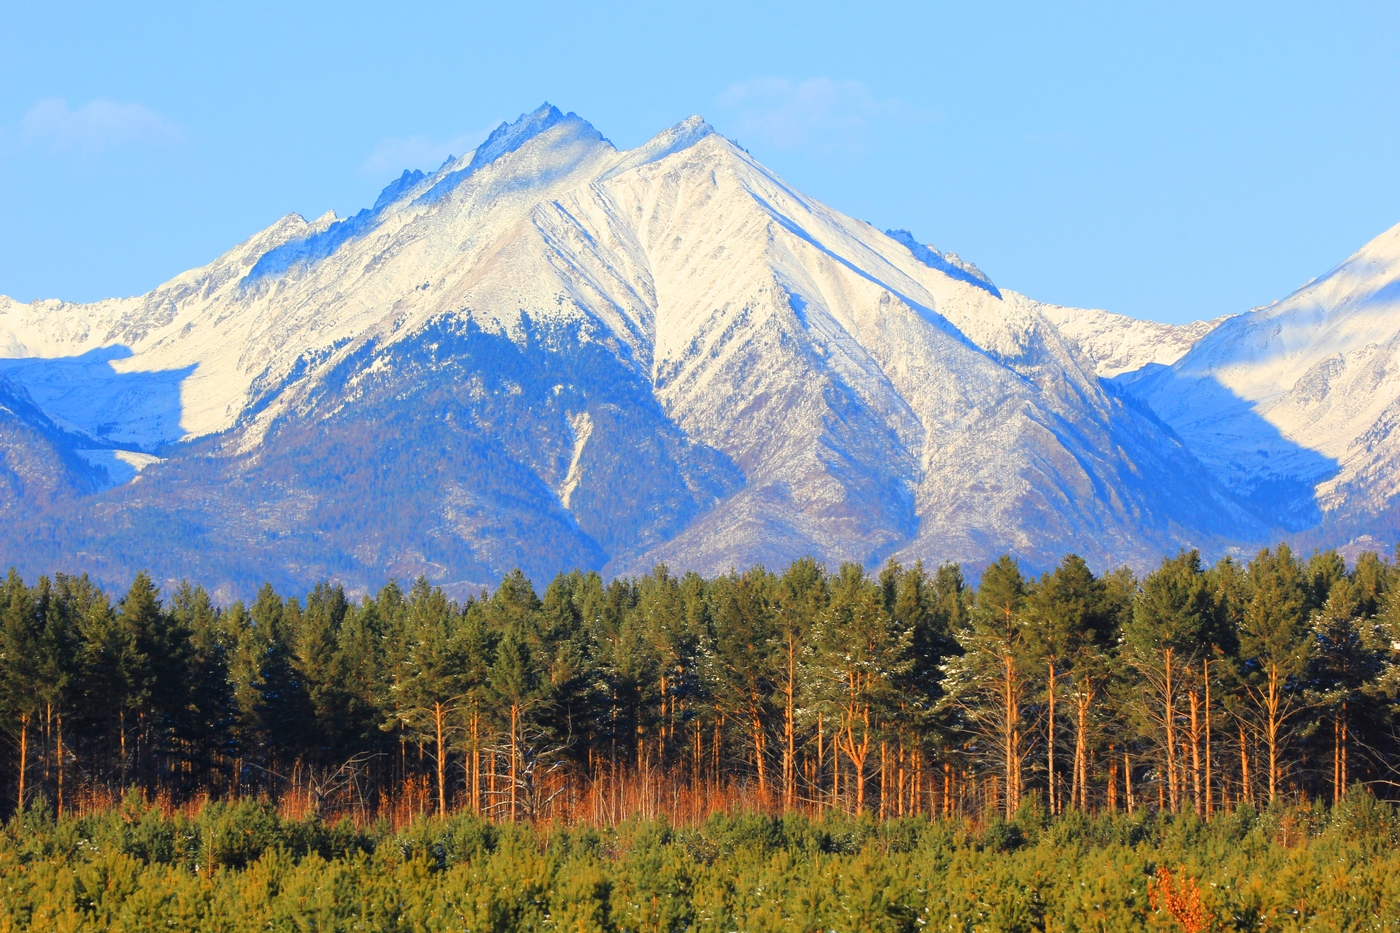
{"left": 3, "top": 793, "right": 1400, "bottom": 932}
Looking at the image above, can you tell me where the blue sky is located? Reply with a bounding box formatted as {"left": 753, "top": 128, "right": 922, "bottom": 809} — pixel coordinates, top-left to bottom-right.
{"left": 1, "top": 0, "right": 1397, "bottom": 323}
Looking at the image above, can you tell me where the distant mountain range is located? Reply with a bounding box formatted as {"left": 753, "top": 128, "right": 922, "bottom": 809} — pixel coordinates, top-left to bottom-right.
{"left": 2, "top": 103, "right": 1397, "bottom": 599}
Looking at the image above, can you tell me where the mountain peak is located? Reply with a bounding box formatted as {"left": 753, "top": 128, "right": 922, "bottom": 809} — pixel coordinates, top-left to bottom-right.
{"left": 415, "top": 103, "right": 603, "bottom": 206}
{"left": 1357, "top": 219, "right": 1400, "bottom": 262}
{"left": 601, "top": 114, "right": 716, "bottom": 180}
{"left": 470, "top": 103, "right": 567, "bottom": 170}
{"left": 372, "top": 169, "right": 427, "bottom": 211}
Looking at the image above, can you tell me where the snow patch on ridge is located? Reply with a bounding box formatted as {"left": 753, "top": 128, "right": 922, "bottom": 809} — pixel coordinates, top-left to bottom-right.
{"left": 75, "top": 448, "right": 162, "bottom": 486}
{"left": 559, "top": 410, "right": 594, "bottom": 509}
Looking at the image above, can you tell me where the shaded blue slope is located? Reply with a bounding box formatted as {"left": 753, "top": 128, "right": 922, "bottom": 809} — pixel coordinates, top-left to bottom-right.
{"left": 0, "top": 317, "right": 742, "bottom": 598}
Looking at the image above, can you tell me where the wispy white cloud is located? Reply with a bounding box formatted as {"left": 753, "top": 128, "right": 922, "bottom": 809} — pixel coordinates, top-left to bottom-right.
{"left": 360, "top": 124, "right": 496, "bottom": 176}
{"left": 715, "top": 77, "right": 912, "bottom": 153}
{"left": 20, "top": 98, "right": 182, "bottom": 154}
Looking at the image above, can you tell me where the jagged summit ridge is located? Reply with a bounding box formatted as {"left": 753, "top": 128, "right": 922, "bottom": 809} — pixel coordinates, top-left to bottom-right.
{"left": 416, "top": 103, "right": 599, "bottom": 205}
{"left": 243, "top": 104, "right": 600, "bottom": 285}
{"left": 885, "top": 229, "right": 1000, "bottom": 298}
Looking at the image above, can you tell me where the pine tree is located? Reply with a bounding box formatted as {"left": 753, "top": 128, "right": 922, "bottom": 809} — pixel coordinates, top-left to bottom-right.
{"left": 387, "top": 578, "right": 466, "bottom": 817}
{"left": 1201, "top": 556, "right": 1248, "bottom": 813}
{"left": 456, "top": 599, "right": 498, "bottom": 813}
{"left": 1125, "top": 551, "right": 1212, "bottom": 813}
{"left": 234, "top": 584, "right": 316, "bottom": 785}
{"left": 1310, "top": 559, "right": 1388, "bottom": 802}
{"left": 635, "top": 565, "right": 698, "bottom": 774}
{"left": 168, "top": 581, "right": 238, "bottom": 793}
{"left": 1024, "top": 554, "right": 1116, "bottom": 813}
{"left": 488, "top": 615, "right": 549, "bottom": 820}
{"left": 881, "top": 559, "right": 951, "bottom": 816}
{"left": 0, "top": 570, "right": 42, "bottom": 813}
{"left": 331, "top": 590, "right": 394, "bottom": 779}
{"left": 811, "top": 563, "right": 911, "bottom": 814}
{"left": 295, "top": 581, "right": 359, "bottom": 767}
{"left": 1239, "top": 545, "right": 1312, "bottom": 803}
{"left": 37, "top": 574, "right": 85, "bottom": 813}
{"left": 944, "top": 555, "right": 1030, "bottom": 817}
{"left": 706, "top": 568, "right": 778, "bottom": 799}
{"left": 777, "top": 557, "right": 826, "bottom": 811}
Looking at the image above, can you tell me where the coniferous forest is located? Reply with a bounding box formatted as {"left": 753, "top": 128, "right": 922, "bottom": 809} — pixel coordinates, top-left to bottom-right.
{"left": 5, "top": 544, "right": 1400, "bottom": 929}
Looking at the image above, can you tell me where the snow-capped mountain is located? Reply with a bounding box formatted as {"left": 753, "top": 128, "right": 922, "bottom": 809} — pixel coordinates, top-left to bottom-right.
{"left": 1124, "top": 222, "right": 1400, "bottom": 534}
{"left": 0, "top": 103, "right": 1382, "bottom": 596}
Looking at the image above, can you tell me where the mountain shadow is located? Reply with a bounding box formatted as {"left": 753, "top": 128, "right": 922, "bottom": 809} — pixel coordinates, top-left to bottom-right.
{"left": 0, "top": 346, "right": 195, "bottom": 453}
{"left": 1117, "top": 363, "right": 1340, "bottom": 533}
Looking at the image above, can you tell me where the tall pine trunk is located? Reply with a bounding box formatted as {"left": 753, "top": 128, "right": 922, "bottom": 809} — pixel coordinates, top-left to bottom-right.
{"left": 43, "top": 703, "right": 51, "bottom": 789}
{"left": 56, "top": 712, "right": 64, "bottom": 817}
{"left": 750, "top": 704, "right": 768, "bottom": 798}
{"left": 120, "top": 709, "right": 127, "bottom": 790}
{"left": 1074, "top": 687, "right": 1091, "bottom": 810}
{"left": 1333, "top": 701, "right": 1348, "bottom": 803}
{"left": 16, "top": 713, "right": 28, "bottom": 814}
{"left": 510, "top": 703, "right": 520, "bottom": 820}
{"left": 1124, "top": 752, "right": 1134, "bottom": 813}
{"left": 1188, "top": 688, "right": 1202, "bottom": 815}
{"left": 1003, "top": 651, "right": 1019, "bottom": 817}
{"left": 1239, "top": 723, "right": 1251, "bottom": 804}
{"left": 783, "top": 633, "right": 796, "bottom": 811}
{"left": 434, "top": 702, "right": 447, "bottom": 818}
{"left": 832, "top": 720, "right": 840, "bottom": 810}
{"left": 839, "top": 703, "right": 871, "bottom": 813}
{"left": 1047, "top": 659, "right": 1057, "bottom": 814}
{"left": 1203, "top": 658, "right": 1213, "bottom": 817}
{"left": 1265, "top": 664, "right": 1282, "bottom": 803}
{"left": 879, "top": 741, "right": 888, "bottom": 818}
{"left": 470, "top": 710, "right": 481, "bottom": 814}
{"left": 1163, "top": 649, "right": 1179, "bottom": 814}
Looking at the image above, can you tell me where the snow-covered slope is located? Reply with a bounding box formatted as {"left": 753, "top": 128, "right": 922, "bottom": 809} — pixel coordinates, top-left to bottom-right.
{"left": 0, "top": 104, "right": 1322, "bottom": 594}
{"left": 1127, "top": 222, "right": 1400, "bottom": 532}
{"left": 1038, "top": 305, "right": 1226, "bottom": 377}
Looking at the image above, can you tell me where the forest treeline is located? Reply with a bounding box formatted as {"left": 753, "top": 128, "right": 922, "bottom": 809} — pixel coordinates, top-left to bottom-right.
{"left": 1, "top": 542, "right": 1397, "bottom": 824}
